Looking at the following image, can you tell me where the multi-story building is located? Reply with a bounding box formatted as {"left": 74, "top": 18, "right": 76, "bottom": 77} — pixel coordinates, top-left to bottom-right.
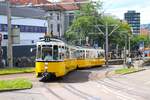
{"left": 0, "top": 0, "right": 81, "bottom": 63}
{"left": 124, "top": 10, "right": 140, "bottom": 35}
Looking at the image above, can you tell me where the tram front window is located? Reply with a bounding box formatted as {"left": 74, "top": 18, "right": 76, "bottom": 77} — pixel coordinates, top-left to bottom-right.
{"left": 42, "top": 45, "right": 53, "bottom": 61}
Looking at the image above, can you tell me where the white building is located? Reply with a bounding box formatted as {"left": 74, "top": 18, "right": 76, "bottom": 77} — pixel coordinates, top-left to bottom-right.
{"left": 0, "top": 1, "right": 79, "bottom": 59}
{"left": 0, "top": 1, "right": 78, "bottom": 46}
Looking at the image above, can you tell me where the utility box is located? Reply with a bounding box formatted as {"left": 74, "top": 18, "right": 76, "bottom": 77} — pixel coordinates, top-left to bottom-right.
{"left": 12, "top": 27, "right": 20, "bottom": 44}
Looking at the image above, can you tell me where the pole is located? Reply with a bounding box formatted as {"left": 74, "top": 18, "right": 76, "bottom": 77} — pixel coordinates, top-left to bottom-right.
{"left": 125, "top": 35, "right": 127, "bottom": 63}
{"left": 105, "top": 22, "right": 109, "bottom": 67}
{"left": 47, "top": 15, "right": 51, "bottom": 37}
{"left": 7, "top": 0, "right": 13, "bottom": 68}
{"left": 128, "top": 36, "right": 131, "bottom": 56}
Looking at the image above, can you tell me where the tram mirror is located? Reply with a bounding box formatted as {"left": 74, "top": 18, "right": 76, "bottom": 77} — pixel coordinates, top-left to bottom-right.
{"left": 30, "top": 48, "right": 36, "bottom": 52}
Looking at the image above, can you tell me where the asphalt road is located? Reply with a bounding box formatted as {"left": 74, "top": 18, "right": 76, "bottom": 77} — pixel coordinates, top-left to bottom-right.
{"left": 1, "top": 65, "right": 150, "bottom": 100}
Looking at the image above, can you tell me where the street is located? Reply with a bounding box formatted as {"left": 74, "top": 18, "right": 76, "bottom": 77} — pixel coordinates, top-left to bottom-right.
{"left": 0, "top": 65, "right": 150, "bottom": 100}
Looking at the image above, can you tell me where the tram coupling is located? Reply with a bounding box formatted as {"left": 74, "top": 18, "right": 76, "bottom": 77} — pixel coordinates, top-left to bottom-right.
{"left": 39, "top": 72, "right": 56, "bottom": 82}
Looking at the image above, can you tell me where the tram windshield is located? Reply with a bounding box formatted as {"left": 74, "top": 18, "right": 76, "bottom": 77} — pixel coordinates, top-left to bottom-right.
{"left": 36, "top": 44, "right": 65, "bottom": 61}
{"left": 42, "top": 45, "right": 53, "bottom": 61}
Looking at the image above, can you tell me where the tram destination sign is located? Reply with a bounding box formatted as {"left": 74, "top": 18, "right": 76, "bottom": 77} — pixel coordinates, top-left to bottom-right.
{"left": 44, "top": 36, "right": 51, "bottom": 42}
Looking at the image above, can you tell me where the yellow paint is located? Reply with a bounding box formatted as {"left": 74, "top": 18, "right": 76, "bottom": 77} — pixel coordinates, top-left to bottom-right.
{"left": 35, "top": 61, "right": 66, "bottom": 77}
{"left": 77, "top": 58, "right": 105, "bottom": 68}
{"left": 35, "top": 58, "right": 105, "bottom": 77}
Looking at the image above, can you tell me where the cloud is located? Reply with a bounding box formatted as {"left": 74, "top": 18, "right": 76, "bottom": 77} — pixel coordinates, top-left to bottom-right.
{"left": 100, "top": 0, "right": 150, "bottom": 24}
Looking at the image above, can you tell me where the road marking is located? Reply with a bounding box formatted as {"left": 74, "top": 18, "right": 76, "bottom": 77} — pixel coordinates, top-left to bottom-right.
{"left": 101, "top": 84, "right": 136, "bottom": 100}
{"left": 101, "top": 88, "right": 109, "bottom": 94}
{"left": 144, "top": 81, "right": 150, "bottom": 85}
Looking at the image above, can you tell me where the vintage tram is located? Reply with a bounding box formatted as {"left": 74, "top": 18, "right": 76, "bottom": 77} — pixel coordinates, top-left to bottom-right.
{"left": 35, "top": 37, "right": 105, "bottom": 81}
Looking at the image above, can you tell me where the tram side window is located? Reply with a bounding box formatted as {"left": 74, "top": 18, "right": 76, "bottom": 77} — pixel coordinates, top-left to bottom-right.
{"left": 70, "top": 49, "right": 76, "bottom": 59}
{"left": 59, "top": 46, "right": 65, "bottom": 60}
{"left": 79, "top": 50, "right": 85, "bottom": 59}
{"left": 66, "top": 48, "right": 70, "bottom": 59}
{"left": 89, "top": 51, "right": 93, "bottom": 59}
{"left": 62, "top": 46, "right": 65, "bottom": 59}
{"left": 86, "top": 50, "right": 90, "bottom": 59}
{"left": 36, "top": 45, "right": 42, "bottom": 60}
{"left": 75, "top": 50, "right": 80, "bottom": 59}
{"left": 98, "top": 51, "right": 104, "bottom": 58}
{"left": 53, "top": 45, "right": 58, "bottom": 60}
{"left": 80, "top": 51, "right": 82, "bottom": 59}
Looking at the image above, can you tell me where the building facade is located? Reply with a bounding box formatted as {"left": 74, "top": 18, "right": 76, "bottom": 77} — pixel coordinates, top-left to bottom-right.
{"left": 0, "top": 0, "right": 80, "bottom": 63}
{"left": 124, "top": 10, "right": 140, "bottom": 35}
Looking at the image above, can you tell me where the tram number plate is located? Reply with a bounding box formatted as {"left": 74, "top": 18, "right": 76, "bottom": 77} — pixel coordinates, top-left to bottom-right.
{"left": 44, "top": 36, "right": 51, "bottom": 42}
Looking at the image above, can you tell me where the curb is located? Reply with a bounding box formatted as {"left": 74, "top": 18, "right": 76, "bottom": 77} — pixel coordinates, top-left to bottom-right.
{"left": 0, "top": 72, "right": 34, "bottom": 76}
{"left": 0, "top": 87, "right": 32, "bottom": 93}
{"left": 122, "top": 68, "right": 146, "bottom": 75}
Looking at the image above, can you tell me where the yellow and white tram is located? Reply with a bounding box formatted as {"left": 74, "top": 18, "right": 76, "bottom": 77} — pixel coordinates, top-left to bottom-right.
{"left": 35, "top": 37, "right": 105, "bottom": 81}
{"left": 76, "top": 47, "right": 105, "bottom": 68}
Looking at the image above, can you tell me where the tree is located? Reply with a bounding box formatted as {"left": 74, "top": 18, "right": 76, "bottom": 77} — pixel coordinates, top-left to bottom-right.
{"left": 65, "top": 1, "right": 102, "bottom": 45}
{"left": 131, "top": 35, "right": 149, "bottom": 50}
{"left": 65, "top": 1, "right": 131, "bottom": 48}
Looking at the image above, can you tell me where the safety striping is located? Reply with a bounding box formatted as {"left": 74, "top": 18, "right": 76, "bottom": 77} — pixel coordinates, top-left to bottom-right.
{"left": 101, "top": 84, "right": 136, "bottom": 100}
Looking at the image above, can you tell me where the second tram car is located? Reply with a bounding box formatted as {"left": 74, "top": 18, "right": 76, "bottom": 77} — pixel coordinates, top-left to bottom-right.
{"left": 76, "top": 47, "right": 105, "bottom": 68}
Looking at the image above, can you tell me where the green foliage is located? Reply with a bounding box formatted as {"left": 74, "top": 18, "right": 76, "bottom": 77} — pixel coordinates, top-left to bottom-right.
{"left": 131, "top": 35, "right": 149, "bottom": 49}
{"left": 115, "top": 68, "right": 139, "bottom": 74}
{"left": 76, "top": 1, "right": 102, "bottom": 16}
{"left": 97, "top": 16, "right": 131, "bottom": 47}
{"left": 0, "top": 78, "right": 32, "bottom": 91}
{"left": 0, "top": 67, "right": 34, "bottom": 75}
{"left": 65, "top": 1, "right": 131, "bottom": 48}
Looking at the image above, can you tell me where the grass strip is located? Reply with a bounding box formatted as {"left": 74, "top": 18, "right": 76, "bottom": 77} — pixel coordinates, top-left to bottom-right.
{"left": 0, "top": 67, "right": 35, "bottom": 75}
{"left": 115, "top": 67, "right": 142, "bottom": 74}
{"left": 0, "top": 78, "right": 32, "bottom": 91}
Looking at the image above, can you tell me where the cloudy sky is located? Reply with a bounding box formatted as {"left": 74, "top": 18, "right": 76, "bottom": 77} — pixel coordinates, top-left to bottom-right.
{"left": 49, "top": 0, "right": 149, "bottom": 24}
{"left": 101, "top": 0, "right": 150, "bottom": 24}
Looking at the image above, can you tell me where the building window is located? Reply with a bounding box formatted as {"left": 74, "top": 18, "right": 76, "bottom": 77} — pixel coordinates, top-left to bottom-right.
{"left": 57, "top": 24, "right": 60, "bottom": 33}
{"left": 51, "top": 24, "right": 53, "bottom": 32}
{"left": 1, "top": 24, "right": 8, "bottom": 32}
{"left": 50, "top": 13, "right": 53, "bottom": 20}
{"left": 69, "top": 13, "right": 74, "bottom": 26}
{"left": 3, "top": 34, "right": 8, "bottom": 39}
{"left": 57, "top": 13, "right": 60, "bottom": 20}
{"left": 0, "top": 24, "right": 47, "bottom": 33}
{"left": 20, "top": 25, "right": 25, "bottom": 32}
{"left": 0, "top": 24, "right": 2, "bottom": 31}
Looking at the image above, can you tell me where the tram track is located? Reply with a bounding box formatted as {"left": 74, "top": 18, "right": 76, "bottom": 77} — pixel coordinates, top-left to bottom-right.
{"left": 95, "top": 79, "right": 148, "bottom": 100}
{"left": 42, "top": 82, "right": 100, "bottom": 100}
{"left": 42, "top": 83, "right": 64, "bottom": 100}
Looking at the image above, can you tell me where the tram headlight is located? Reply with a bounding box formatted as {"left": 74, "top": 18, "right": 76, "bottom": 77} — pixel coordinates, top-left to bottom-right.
{"left": 45, "top": 62, "right": 48, "bottom": 70}
{"left": 45, "top": 66, "right": 48, "bottom": 70}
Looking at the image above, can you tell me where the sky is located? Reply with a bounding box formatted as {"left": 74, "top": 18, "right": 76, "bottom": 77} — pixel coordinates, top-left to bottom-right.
{"left": 100, "top": 0, "right": 150, "bottom": 24}
{"left": 49, "top": 0, "right": 150, "bottom": 24}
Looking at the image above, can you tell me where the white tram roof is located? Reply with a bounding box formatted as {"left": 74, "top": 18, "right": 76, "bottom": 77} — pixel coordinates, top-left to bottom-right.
{"left": 76, "top": 46, "right": 104, "bottom": 52}
{"left": 37, "top": 38, "right": 66, "bottom": 46}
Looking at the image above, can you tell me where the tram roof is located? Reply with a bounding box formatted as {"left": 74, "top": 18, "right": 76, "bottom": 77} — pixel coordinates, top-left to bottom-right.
{"left": 76, "top": 46, "right": 104, "bottom": 51}
{"left": 37, "top": 38, "right": 66, "bottom": 46}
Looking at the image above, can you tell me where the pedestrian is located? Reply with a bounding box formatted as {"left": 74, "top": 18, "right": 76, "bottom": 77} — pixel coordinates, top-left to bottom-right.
{"left": 126, "top": 55, "right": 134, "bottom": 68}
